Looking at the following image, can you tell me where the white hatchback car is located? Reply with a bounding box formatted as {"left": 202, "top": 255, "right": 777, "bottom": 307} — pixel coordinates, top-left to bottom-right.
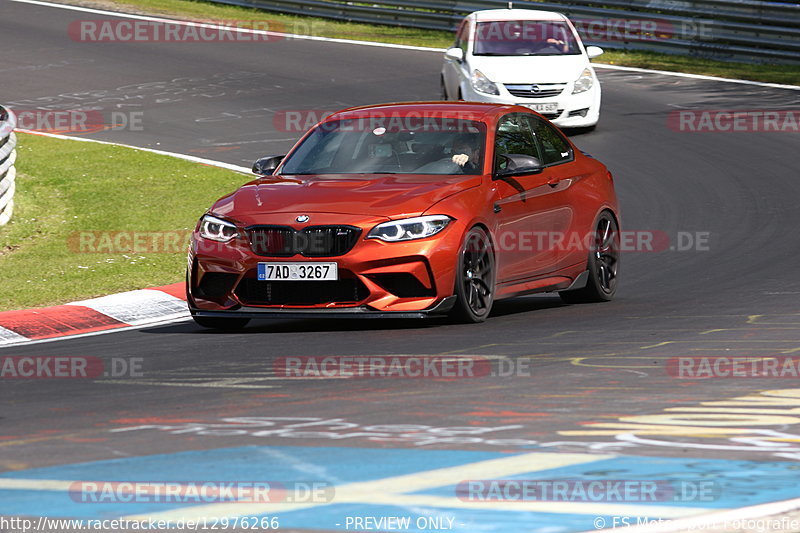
{"left": 441, "top": 9, "right": 604, "bottom": 129}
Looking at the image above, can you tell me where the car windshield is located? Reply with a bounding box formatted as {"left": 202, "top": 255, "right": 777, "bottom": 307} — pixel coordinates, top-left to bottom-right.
{"left": 279, "top": 117, "right": 487, "bottom": 176}
{"left": 473, "top": 21, "right": 581, "bottom": 56}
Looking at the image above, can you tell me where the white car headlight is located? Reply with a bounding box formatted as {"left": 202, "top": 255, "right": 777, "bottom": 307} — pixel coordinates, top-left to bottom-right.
{"left": 199, "top": 214, "right": 239, "bottom": 242}
{"left": 572, "top": 68, "right": 594, "bottom": 94}
{"left": 368, "top": 215, "right": 452, "bottom": 242}
{"left": 471, "top": 70, "right": 500, "bottom": 96}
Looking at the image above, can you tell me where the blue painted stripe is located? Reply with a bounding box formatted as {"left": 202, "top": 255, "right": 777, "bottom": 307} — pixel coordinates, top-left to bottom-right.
{"left": 2, "top": 446, "right": 800, "bottom": 532}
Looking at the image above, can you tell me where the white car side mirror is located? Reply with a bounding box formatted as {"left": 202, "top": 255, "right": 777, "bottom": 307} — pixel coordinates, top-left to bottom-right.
{"left": 445, "top": 47, "right": 464, "bottom": 61}
{"left": 586, "top": 46, "right": 604, "bottom": 59}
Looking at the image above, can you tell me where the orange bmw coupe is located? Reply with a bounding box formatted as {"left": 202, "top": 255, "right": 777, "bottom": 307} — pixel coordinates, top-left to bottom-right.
{"left": 187, "top": 102, "right": 619, "bottom": 329}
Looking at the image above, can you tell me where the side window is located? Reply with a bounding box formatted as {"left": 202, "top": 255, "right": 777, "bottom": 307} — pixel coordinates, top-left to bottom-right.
{"left": 494, "top": 114, "right": 542, "bottom": 172}
{"left": 531, "top": 118, "right": 573, "bottom": 165}
{"left": 454, "top": 20, "right": 467, "bottom": 50}
{"left": 460, "top": 22, "right": 472, "bottom": 54}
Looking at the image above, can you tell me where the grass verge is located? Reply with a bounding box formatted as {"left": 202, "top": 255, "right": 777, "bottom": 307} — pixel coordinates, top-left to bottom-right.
{"left": 57, "top": 0, "right": 799, "bottom": 86}
{"left": 0, "top": 133, "right": 248, "bottom": 311}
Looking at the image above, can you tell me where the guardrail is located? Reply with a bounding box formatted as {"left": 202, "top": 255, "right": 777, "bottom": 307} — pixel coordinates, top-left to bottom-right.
{"left": 0, "top": 106, "right": 18, "bottom": 227}
{"left": 207, "top": 0, "right": 800, "bottom": 63}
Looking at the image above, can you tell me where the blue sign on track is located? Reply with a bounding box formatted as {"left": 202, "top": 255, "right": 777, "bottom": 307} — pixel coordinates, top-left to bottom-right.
{"left": 2, "top": 446, "right": 799, "bottom": 532}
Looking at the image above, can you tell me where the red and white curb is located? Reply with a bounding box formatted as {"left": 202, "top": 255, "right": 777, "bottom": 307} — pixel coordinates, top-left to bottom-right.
{"left": 0, "top": 130, "right": 246, "bottom": 349}
{"left": 0, "top": 283, "right": 188, "bottom": 346}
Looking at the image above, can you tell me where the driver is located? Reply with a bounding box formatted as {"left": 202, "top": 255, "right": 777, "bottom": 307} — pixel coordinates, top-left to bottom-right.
{"left": 451, "top": 135, "right": 481, "bottom": 172}
{"left": 544, "top": 24, "right": 570, "bottom": 53}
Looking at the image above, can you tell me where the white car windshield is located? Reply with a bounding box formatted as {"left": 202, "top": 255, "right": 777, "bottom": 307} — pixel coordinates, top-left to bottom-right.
{"left": 280, "top": 117, "right": 487, "bottom": 176}
{"left": 473, "top": 21, "right": 582, "bottom": 56}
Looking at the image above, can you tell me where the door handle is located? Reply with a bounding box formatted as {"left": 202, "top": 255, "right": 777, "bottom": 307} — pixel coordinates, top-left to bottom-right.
{"left": 547, "top": 178, "right": 561, "bottom": 188}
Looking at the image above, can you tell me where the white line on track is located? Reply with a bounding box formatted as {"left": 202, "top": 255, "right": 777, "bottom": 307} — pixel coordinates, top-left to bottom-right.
{"left": 10, "top": 0, "right": 443, "bottom": 52}
{"left": 0, "top": 326, "right": 29, "bottom": 344}
{"left": 592, "top": 63, "right": 800, "bottom": 91}
{"left": 11, "top": 0, "right": 800, "bottom": 90}
{"left": 17, "top": 129, "right": 252, "bottom": 173}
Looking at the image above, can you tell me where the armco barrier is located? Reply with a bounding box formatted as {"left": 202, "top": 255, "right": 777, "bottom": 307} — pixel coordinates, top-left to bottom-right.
{"left": 206, "top": 0, "right": 800, "bottom": 64}
{"left": 0, "top": 106, "right": 18, "bottom": 226}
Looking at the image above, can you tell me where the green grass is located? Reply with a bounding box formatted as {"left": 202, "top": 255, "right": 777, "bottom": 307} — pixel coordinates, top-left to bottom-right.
{"left": 60, "top": 0, "right": 799, "bottom": 86}
{"left": 0, "top": 134, "right": 248, "bottom": 311}
{"left": 77, "top": 0, "right": 453, "bottom": 47}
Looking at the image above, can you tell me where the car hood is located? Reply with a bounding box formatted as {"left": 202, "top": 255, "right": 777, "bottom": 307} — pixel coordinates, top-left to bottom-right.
{"left": 468, "top": 54, "right": 588, "bottom": 84}
{"left": 210, "top": 174, "right": 482, "bottom": 220}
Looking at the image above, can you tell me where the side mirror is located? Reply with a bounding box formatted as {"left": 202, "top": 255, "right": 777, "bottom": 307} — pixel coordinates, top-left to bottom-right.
{"left": 494, "top": 154, "right": 542, "bottom": 178}
{"left": 445, "top": 47, "right": 464, "bottom": 62}
{"left": 252, "top": 155, "right": 285, "bottom": 176}
{"left": 586, "top": 46, "right": 604, "bottom": 59}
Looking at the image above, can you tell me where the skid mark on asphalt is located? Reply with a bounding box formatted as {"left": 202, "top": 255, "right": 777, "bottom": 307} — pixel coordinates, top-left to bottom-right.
{"left": 3, "top": 446, "right": 800, "bottom": 532}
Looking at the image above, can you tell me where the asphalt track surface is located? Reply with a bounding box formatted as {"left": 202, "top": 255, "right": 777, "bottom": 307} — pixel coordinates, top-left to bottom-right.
{"left": 2, "top": 1, "right": 800, "bottom": 531}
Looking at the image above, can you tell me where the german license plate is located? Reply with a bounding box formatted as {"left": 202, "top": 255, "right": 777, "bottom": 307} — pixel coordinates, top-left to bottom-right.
{"left": 257, "top": 263, "right": 338, "bottom": 281}
{"left": 527, "top": 103, "right": 558, "bottom": 113}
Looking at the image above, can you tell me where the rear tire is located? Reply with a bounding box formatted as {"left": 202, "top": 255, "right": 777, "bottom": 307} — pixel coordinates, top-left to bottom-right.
{"left": 192, "top": 316, "right": 251, "bottom": 330}
{"left": 559, "top": 211, "right": 619, "bottom": 304}
{"left": 450, "top": 226, "right": 495, "bottom": 323}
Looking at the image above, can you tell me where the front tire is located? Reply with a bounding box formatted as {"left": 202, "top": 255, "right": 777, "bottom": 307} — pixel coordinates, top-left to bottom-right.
{"left": 440, "top": 76, "right": 449, "bottom": 100}
{"left": 192, "top": 315, "right": 251, "bottom": 330}
{"left": 450, "top": 226, "right": 495, "bottom": 323}
{"left": 559, "top": 211, "right": 619, "bottom": 303}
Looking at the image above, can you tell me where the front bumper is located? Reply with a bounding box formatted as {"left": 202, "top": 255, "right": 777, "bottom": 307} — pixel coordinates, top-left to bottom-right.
{"left": 191, "top": 296, "right": 457, "bottom": 320}
{"left": 187, "top": 213, "right": 465, "bottom": 316}
{"left": 461, "top": 83, "right": 600, "bottom": 128}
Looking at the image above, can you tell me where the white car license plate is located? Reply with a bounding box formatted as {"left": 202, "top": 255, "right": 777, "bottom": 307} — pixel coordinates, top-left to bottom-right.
{"left": 527, "top": 103, "right": 559, "bottom": 114}
{"left": 257, "top": 262, "right": 338, "bottom": 281}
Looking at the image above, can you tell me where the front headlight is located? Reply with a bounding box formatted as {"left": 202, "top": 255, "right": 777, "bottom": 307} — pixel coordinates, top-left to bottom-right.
{"left": 471, "top": 70, "right": 500, "bottom": 96}
{"left": 572, "top": 68, "right": 594, "bottom": 94}
{"left": 367, "top": 215, "right": 452, "bottom": 242}
{"left": 198, "top": 214, "right": 239, "bottom": 242}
